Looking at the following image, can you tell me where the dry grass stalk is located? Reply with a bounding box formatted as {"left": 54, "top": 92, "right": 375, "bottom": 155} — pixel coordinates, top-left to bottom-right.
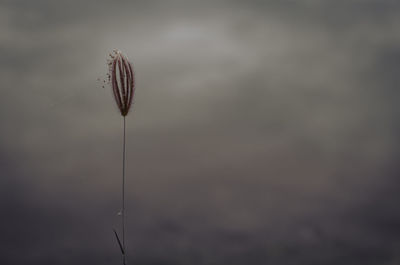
{"left": 107, "top": 49, "right": 135, "bottom": 265}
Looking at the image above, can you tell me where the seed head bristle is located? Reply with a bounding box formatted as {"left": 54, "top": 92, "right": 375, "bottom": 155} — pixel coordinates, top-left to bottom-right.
{"left": 107, "top": 50, "right": 135, "bottom": 116}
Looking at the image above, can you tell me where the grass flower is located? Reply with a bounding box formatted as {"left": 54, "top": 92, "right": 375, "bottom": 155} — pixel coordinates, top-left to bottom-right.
{"left": 107, "top": 49, "right": 135, "bottom": 265}
{"left": 108, "top": 49, "right": 135, "bottom": 116}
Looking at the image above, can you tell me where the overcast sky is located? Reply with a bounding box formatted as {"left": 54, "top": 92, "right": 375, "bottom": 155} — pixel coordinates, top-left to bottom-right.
{"left": 1, "top": 1, "right": 400, "bottom": 264}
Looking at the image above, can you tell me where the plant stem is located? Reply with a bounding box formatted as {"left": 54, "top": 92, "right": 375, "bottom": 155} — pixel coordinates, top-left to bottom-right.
{"left": 122, "top": 116, "right": 126, "bottom": 265}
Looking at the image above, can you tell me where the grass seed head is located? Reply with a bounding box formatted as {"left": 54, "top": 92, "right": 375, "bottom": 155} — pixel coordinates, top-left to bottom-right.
{"left": 107, "top": 50, "right": 135, "bottom": 116}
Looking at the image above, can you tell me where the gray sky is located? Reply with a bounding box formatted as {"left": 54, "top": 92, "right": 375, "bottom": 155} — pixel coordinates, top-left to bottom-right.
{"left": 1, "top": 1, "right": 400, "bottom": 264}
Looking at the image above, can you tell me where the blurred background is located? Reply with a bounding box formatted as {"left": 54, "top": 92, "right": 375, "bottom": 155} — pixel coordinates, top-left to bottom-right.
{"left": 1, "top": 0, "right": 400, "bottom": 264}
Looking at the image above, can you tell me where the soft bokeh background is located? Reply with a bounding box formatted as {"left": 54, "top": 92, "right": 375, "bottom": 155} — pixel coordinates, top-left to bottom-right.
{"left": 1, "top": 0, "right": 400, "bottom": 264}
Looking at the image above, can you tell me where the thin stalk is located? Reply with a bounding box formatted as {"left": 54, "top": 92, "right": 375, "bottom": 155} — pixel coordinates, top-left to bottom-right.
{"left": 108, "top": 50, "right": 134, "bottom": 265}
{"left": 122, "top": 116, "right": 126, "bottom": 265}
